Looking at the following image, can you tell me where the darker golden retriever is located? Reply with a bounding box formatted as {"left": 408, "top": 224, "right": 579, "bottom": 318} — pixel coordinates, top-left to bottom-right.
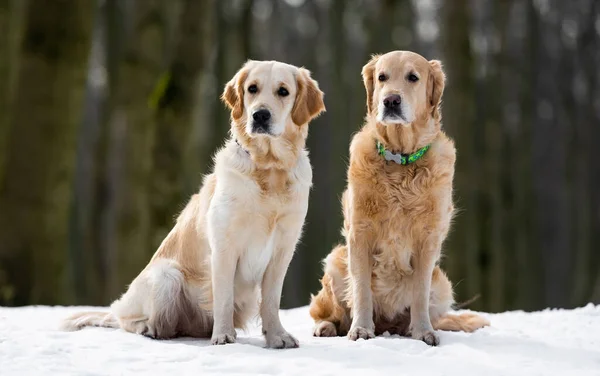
{"left": 309, "top": 51, "right": 489, "bottom": 346}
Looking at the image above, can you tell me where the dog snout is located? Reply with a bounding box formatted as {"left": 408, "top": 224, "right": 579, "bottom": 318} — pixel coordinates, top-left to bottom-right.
{"left": 383, "top": 94, "right": 401, "bottom": 110}
{"left": 251, "top": 108, "right": 272, "bottom": 134}
{"left": 252, "top": 109, "right": 271, "bottom": 124}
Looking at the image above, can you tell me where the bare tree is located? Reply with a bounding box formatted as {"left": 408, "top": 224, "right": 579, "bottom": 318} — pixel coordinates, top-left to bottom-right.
{"left": 581, "top": 0, "right": 600, "bottom": 305}
{"left": 103, "top": 0, "right": 168, "bottom": 296}
{"left": 0, "top": 0, "right": 25, "bottom": 190}
{"left": 149, "top": 0, "right": 216, "bottom": 253}
{"left": 0, "top": 0, "right": 10, "bottom": 188}
{"left": 531, "top": 0, "right": 571, "bottom": 308}
{"left": 440, "top": 0, "right": 481, "bottom": 308}
{"left": 0, "top": 0, "right": 94, "bottom": 305}
{"left": 69, "top": 0, "right": 108, "bottom": 304}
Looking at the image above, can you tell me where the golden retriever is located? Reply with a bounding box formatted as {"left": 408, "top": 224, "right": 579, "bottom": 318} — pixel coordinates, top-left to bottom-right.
{"left": 62, "top": 60, "right": 325, "bottom": 348}
{"left": 309, "top": 51, "right": 489, "bottom": 346}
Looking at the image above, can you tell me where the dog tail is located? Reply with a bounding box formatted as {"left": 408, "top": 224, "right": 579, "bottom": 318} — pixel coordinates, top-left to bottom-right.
{"left": 433, "top": 312, "right": 490, "bottom": 333}
{"left": 60, "top": 311, "right": 119, "bottom": 331}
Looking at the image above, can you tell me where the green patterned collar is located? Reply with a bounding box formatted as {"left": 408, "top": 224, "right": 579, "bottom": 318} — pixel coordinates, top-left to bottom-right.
{"left": 376, "top": 140, "right": 430, "bottom": 165}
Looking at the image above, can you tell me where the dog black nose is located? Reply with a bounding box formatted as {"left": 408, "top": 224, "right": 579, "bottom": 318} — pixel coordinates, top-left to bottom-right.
{"left": 252, "top": 109, "right": 271, "bottom": 123}
{"left": 383, "top": 94, "right": 401, "bottom": 109}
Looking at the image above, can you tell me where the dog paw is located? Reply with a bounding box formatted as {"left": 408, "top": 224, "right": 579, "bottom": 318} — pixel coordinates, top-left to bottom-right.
{"left": 141, "top": 326, "right": 156, "bottom": 339}
{"left": 313, "top": 321, "right": 337, "bottom": 337}
{"left": 265, "top": 331, "right": 299, "bottom": 349}
{"left": 412, "top": 329, "right": 439, "bottom": 346}
{"left": 135, "top": 321, "right": 157, "bottom": 339}
{"left": 211, "top": 332, "right": 236, "bottom": 345}
{"left": 347, "top": 326, "right": 375, "bottom": 341}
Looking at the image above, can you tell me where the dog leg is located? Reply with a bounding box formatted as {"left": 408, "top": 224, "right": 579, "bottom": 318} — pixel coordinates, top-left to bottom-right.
{"left": 409, "top": 252, "right": 439, "bottom": 346}
{"left": 260, "top": 246, "right": 299, "bottom": 349}
{"left": 109, "top": 272, "right": 153, "bottom": 336}
{"left": 347, "top": 229, "right": 375, "bottom": 341}
{"left": 310, "top": 245, "right": 351, "bottom": 337}
{"left": 109, "top": 260, "right": 190, "bottom": 340}
{"left": 210, "top": 249, "right": 237, "bottom": 345}
{"left": 428, "top": 266, "right": 454, "bottom": 324}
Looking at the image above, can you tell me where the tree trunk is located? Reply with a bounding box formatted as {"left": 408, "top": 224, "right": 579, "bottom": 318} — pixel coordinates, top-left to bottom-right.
{"left": 500, "top": 0, "right": 534, "bottom": 310}
{"left": 0, "top": 0, "right": 94, "bottom": 305}
{"left": 480, "top": 0, "right": 510, "bottom": 312}
{"left": 0, "top": 0, "right": 10, "bottom": 188}
{"left": 531, "top": 0, "right": 571, "bottom": 309}
{"left": 105, "top": 0, "right": 167, "bottom": 297}
{"left": 585, "top": 0, "right": 600, "bottom": 305}
{"left": 196, "top": 0, "right": 228, "bottom": 179}
{"left": 149, "top": 0, "right": 215, "bottom": 252}
{"left": 0, "top": 0, "right": 26, "bottom": 303}
{"left": 0, "top": 0, "right": 9, "bottom": 303}
{"left": 440, "top": 0, "right": 480, "bottom": 308}
{"left": 68, "top": 0, "right": 107, "bottom": 304}
{"left": 0, "top": 0, "right": 25, "bottom": 190}
{"left": 570, "top": 0, "right": 600, "bottom": 307}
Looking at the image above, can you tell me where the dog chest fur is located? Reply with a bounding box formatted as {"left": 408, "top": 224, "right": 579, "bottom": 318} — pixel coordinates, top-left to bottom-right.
{"left": 208, "top": 144, "right": 312, "bottom": 285}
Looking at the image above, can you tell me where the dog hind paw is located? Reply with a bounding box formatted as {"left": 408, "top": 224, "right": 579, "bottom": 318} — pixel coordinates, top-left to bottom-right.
{"left": 313, "top": 321, "right": 337, "bottom": 337}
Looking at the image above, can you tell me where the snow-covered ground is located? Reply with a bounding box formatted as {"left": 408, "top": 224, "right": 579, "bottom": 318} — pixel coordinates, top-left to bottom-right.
{"left": 1, "top": 305, "right": 599, "bottom": 376}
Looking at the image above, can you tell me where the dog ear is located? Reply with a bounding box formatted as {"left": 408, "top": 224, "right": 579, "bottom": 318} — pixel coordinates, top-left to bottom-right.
{"left": 427, "top": 59, "right": 446, "bottom": 119}
{"left": 292, "top": 68, "right": 325, "bottom": 126}
{"left": 221, "top": 62, "right": 252, "bottom": 121}
{"left": 361, "top": 54, "right": 380, "bottom": 114}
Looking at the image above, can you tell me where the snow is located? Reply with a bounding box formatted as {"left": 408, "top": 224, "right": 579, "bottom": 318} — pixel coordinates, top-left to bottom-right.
{"left": 1, "top": 305, "right": 599, "bottom": 376}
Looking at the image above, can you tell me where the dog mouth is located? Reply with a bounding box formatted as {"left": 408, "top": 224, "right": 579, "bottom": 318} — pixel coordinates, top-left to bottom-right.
{"left": 381, "top": 109, "right": 408, "bottom": 124}
{"left": 251, "top": 122, "right": 273, "bottom": 135}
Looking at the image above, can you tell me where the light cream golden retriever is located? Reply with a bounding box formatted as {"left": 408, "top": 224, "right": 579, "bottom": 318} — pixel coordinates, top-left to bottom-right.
{"left": 309, "top": 51, "right": 489, "bottom": 346}
{"left": 62, "top": 60, "right": 325, "bottom": 348}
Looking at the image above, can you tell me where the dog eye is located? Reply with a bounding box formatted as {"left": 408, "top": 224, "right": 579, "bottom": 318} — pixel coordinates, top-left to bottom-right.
{"left": 378, "top": 74, "right": 387, "bottom": 82}
{"left": 248, "top": 84, "right": 258, "bottom": 94}
{"left": 407, "top": 73, "right": 419, "bottom": 82}
{"left": 277, "top": 87, "right": 289, "bottom": 97}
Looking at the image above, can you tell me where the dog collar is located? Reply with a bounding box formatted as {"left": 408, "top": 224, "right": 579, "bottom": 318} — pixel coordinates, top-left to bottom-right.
{"left": 376, "top": 140, "right": 430, "bottom": 165}
{"left": 235, "top": 139, "right": 250, "bottom": 155}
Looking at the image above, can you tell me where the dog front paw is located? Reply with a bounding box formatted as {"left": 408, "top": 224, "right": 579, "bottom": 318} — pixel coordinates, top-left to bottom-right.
{"left": 211, "top": 331, "right": 237, "bottom": 345}
{"left": 265, "top": 330, "right": 299, "bottom": 349}
{"left": 347, "top": 326, "right": 375, "bottom": 341}
{"left": 411, "top": 328, "right": 439, "bottom": 346}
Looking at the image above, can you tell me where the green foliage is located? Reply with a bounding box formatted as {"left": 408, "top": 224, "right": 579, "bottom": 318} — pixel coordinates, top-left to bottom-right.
{"left": 148, "top": 71, "right": 171, "bottom": 111}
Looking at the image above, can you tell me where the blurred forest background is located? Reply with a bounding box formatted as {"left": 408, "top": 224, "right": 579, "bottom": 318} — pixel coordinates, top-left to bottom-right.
{"left": 0, "top": 0, "right": 599, "bottom": 313}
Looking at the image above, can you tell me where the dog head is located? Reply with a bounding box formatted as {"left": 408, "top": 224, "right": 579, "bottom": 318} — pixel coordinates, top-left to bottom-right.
{"left": 222, "top": 60, "right": 325, "bottom": 138}
{"left": 362, "top": 51, "right": 445, "bottom": 126}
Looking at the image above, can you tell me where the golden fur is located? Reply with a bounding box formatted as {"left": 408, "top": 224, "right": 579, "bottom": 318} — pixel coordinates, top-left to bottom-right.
{"left": 309, "top": 51, "right": 489, "bottom": 345}
{"left": 62, "top": 60, "right": 325, "bottom": 349}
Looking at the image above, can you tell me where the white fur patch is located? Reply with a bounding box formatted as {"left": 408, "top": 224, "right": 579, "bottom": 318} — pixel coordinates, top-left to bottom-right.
{"left": 376, "top": 100, "right": 415, "bottom": 125}
{"left": 237, "top": 227, "right": 277, "bottom": 284}
{"left": 148, "top": 259, "right": 185, "bottom": 309}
